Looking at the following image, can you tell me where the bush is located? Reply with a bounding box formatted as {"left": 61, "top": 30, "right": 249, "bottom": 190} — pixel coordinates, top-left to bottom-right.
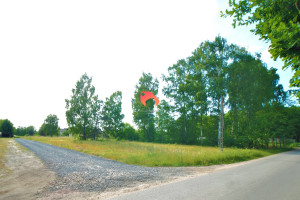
{"left": 61, "top": 130, "right": 70, "bottom": 136}
{"left": 120, "top": 123, "right": 138, "bottom": 141}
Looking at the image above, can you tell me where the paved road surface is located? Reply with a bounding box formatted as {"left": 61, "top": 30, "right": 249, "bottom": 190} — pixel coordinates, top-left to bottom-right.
{"left": 112, "top": 149, "right": 300, "bottom": 200}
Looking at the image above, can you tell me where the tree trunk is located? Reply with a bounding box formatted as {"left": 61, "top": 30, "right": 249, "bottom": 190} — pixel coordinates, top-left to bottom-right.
{"left": 184, "top": 114, "right": 187, "bottom": 144}
{"left": 83, "top": 122, "right": 86, "bottom": 140}
{"left": 231, "top": 118, "right": 234, "bottom": 137}
{"left": 221, "top": 96, "right": 224, "bottom": 151}
{"left": 219, "top": 96, "right": 224, "bottom": 151}
{"left": 200, "top": 114, "right": 203, "bottom": 145}
{"left": 279, "top": 139, "right": 282, "bottom": 148}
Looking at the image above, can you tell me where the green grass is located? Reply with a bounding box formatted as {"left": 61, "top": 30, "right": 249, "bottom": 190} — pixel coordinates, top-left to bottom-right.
{"left": 22, "top": 136, "right": 292, "bottom": 167}
{"left": 0, "top": 138, "right": 10, "bottom": 176}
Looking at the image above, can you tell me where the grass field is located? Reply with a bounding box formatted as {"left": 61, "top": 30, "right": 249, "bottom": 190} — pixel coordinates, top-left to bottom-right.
{"left": 22, "top": 136, "right": 291, "bottom": 167}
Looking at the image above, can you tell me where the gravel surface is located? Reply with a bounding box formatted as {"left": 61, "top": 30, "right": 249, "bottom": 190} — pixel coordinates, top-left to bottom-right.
{"left": 15, "top": 139, "right": 188, "bottom": 193}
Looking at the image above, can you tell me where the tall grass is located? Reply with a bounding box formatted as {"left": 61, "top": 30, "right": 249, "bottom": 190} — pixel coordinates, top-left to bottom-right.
{"left": 23, "top": 136, "right": 291, "bottom": 167}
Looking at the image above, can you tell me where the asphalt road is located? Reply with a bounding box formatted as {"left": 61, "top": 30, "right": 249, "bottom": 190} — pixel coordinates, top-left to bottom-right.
{"left": 112, "top": 149, "right": 300, "bottom": 200}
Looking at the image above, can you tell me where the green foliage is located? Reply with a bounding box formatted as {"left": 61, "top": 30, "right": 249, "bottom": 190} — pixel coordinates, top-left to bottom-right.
{"left": 15, "top": 126, "right": 36, "bottom": 136}
{"left": 39, "top": 114, "right": 59, "bottom": 136}
{"left": 61, "top": 129, "right": 70, "bottom": 136}
{"left": 65, "top": 73, "right": 102, "bottom": 140}
{"left": 0, "top": 119, "right": 14, "bottom": 137}
{"left": 221, "top": 0, "right": 300, "bottom": 100}
{"left": 162, "top": 48, "right": 211, "bottom": 144}
{"left": 101, "top": 91, "right": 124, "bottom": 137}
{"left": 119, "top": 123, "right": 139, "bottom": 141}
{"left": 155, "top": 100, "right": 175, "bottom": 143}
{"left": 156, "top": 36, "right": 298, "bottom": 148}
{"left": 132, "top": 72, "right": 159, "bottom": 142}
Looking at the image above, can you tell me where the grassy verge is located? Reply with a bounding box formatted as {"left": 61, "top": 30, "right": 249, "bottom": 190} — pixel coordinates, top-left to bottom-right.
{"left": 23, "top": 136, "right": 292, "bottom": 167}
{"left": 0, "top": 138, "right": 10, "bottom": 176}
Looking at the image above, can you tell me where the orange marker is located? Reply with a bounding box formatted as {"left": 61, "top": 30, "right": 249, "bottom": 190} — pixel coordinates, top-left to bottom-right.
{"left": 140, "top": 91, "right": 159, "bottom": 106}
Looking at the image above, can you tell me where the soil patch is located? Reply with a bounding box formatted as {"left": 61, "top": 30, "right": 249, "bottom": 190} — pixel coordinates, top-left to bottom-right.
{"left": 0, "top": 140, "right": 55, "bottom": 200}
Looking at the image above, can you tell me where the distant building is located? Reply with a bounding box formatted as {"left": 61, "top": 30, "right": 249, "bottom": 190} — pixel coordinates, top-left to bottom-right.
{"left": 59, "top": 128, "right": 68, "bottom": 136}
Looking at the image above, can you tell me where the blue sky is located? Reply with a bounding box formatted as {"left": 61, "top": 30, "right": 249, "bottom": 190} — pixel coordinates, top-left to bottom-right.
{"left": 0, "top": 0, "right": 295, "bottom": 129}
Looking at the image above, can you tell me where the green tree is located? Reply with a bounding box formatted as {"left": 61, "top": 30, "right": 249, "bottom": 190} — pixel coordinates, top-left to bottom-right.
{"left": 40, "top": 114, "right": 59, "bottom": 136}
{"left": 227, "top": 50, "right": 281, "bottom": 136}
{"left": 188, "top": 55, "right": 209, "bottom": 145}
{"left": 155, "top": 100, "right": 175, "bottom": 143}
{"left": 194, "top": 36, "right": 233, "bottom": 150}
{"left": 15, "top": 126, "right": 36, "bottom": 136}
{"left": 120, "top": 123, "right": 138, "bottom": 141}
{"left": 0, "top": 119, "right": 14, "bottom": 137}
{"left": 90, "top": 95, "right": 103, "bottom": 140}
{"left": 163, "top": 59, "right": 192, "bottom": 144}
{"left": 286, "top": 106, "right": 300, "bottom": 142}
{"left": 26, "top": 126, "right": 36, "bottom": 136}
{"left": 38, "top": 123, "right": 46, "bottom": 136}
{"left": 132, "top": 72, "right": 159, "bottom": 142}
{"left": 65, "top": 73, "right": 101, "bottom": 140}
{"left": 221, "top": 0, "right": 300, "bottom": 100}
{"left": 101, "top": 91, "right": 124, "bottom": 138}
{"left": 15, "top": 126, "right": 26, "bottom": 136}
{"left": 163, "top": 56, "right": 209, "bottom": 144}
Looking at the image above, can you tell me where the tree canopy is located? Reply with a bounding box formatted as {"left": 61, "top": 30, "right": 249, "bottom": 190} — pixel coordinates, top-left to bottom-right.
{"left": 0, "top": 119, "right": 14, "bottom": 137}
{"left": 101, "top": 91, "right": 124, "bottom": 138}
{"left": 132, "top": 72, "right": 159, "bottom": 142}
{"left": 221, "top": 0, "right": 300, "bottom": 101}
{"left": 65, "top": 73, "right": 101, "bottom": 140}
{"left": 39, "top": 114, "right": 59, "bottom": 136}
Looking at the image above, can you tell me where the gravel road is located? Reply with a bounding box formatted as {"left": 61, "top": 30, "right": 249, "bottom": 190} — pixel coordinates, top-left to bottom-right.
{"left": 15, "top": 139, "right": 188, "bottom": 194}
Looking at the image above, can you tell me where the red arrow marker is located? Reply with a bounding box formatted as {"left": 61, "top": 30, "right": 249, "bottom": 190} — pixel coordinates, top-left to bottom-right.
{"left": 140, "top": 91, "right": 159, "bottom": 106}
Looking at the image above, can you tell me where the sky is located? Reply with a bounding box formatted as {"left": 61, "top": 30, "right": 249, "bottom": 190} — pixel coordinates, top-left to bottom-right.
{"left": 0, "top": 0, "right": 295, "bottom": 130}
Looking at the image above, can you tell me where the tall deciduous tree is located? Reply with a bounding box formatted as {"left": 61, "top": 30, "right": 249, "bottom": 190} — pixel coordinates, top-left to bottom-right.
{"left": 194, "top": 36, "right": 232, "bottom": 150}
{"left": 163, "top": 56, "right": 209, "bottom": 144}
{"left": 188, "top": 55, "right": 209, "bottom": 145}
{"left": 65, "top": 73, "right": 101, "bottom": 140}
{"left": 155, "top": 100, "right": 175, "bottom": 143}
{"left": 163, "top": 59, "right": 193, "bottom": 144}
{"left": 132, "top": 72, "right": 159, "bottom": 142}
{"left": 221, "top": 0, "right": 300, "bottom": 100}
{"left": 0, "top": 119, "right": 14, "bottom": 137}
{"left": 101, "top": 91, "right": 124, "bottom": 138}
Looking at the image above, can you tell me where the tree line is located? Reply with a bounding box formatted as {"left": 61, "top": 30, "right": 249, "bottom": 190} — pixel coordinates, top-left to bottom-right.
{"left": 131, "top": 36, "right": 299, "bottom": 149}
{"left": 2, "top": 1, "right": 299, "bottom": 149}
{"left": 2, "top": 36, "right": 299, "bottom": 149}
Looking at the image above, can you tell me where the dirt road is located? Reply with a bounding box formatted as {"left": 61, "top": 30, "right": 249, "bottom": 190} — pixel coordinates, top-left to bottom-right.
{"left": 0, "top": 139, "right": 55, "bottom": 200}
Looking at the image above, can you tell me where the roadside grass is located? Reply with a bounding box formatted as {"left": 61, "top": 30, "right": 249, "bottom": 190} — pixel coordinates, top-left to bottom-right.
{"left": 22, "top": 136, "right": 292, "bottom": 167}
{"left": 289, "top": 142, "right": 300, "bottom": 148}
{"left": 0, "top": 138, "right": 10, "bottom": 177}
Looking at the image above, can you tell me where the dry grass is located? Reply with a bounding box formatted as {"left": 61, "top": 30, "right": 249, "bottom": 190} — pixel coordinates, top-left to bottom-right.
{"left": 23, "top": 136, "right": 290, "bottom": 167}
{"left": 0, "top": 138, "right": 10, "bottom": 176}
